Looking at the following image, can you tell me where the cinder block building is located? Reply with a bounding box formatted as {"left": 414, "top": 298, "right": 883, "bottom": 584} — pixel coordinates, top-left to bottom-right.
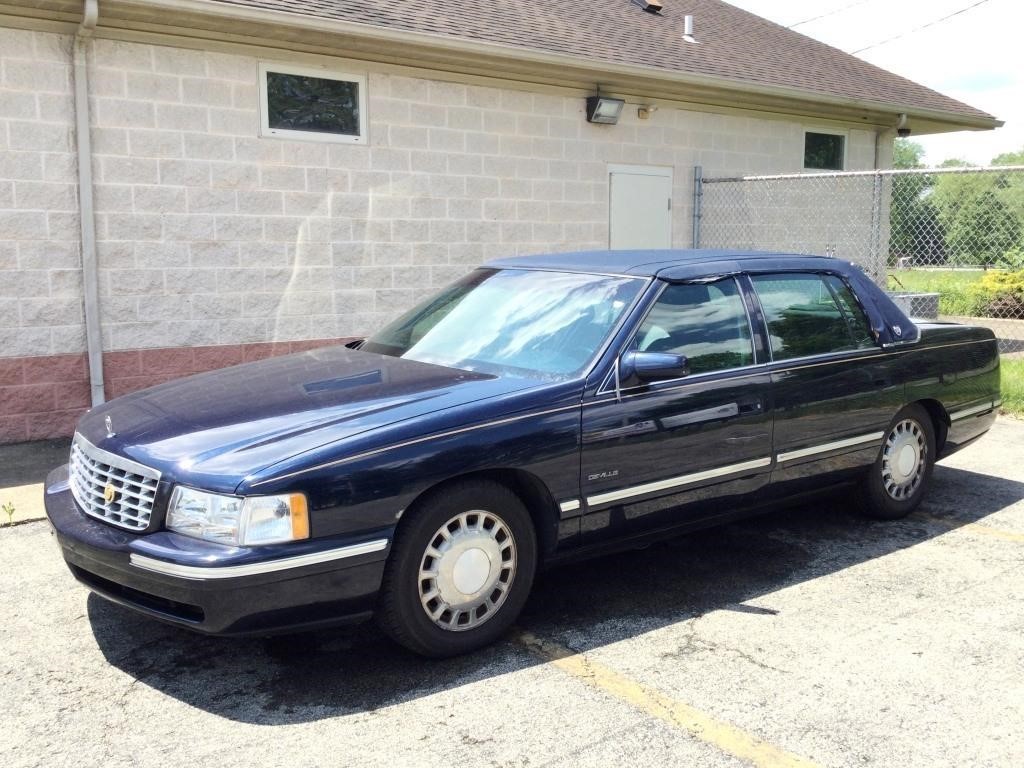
{"left": 0, "top": 0, "right": 997, "bottom": 443}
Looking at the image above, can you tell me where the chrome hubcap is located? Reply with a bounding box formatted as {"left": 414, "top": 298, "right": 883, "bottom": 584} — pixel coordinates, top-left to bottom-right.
{"left": 881, "top": 418, "right": 926, "bottom": 500}
{"left": 418, "top": 510, "right": 516, "bottom": 632}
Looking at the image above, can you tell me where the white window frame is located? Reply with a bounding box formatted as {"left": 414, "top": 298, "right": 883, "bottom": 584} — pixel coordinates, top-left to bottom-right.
{"left": 802, "top": 127, "right": 847, "bottom": 171}
{"left": 258, "top": 62, "right": 368, "bottom": 145}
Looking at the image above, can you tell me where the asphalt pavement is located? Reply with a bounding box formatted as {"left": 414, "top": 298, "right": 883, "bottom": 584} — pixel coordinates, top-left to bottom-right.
{"left": 1, "top": 419, "right": 1022, "bottom": 768}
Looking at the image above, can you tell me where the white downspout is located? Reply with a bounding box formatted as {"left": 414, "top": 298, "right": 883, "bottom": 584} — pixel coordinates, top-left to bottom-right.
{"left": 74, "top": 0, "right": 104, "bottom": 405}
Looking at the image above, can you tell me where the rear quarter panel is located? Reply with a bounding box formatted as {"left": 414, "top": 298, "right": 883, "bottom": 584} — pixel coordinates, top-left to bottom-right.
{"left": 901, "top": 323, "right": 1000, "bottom": 453}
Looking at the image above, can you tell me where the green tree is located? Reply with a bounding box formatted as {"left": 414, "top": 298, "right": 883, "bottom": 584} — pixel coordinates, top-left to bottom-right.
{"left": 893, "top": 138, "right": 925, "bottom": 169}
{"left": 930, "top": 148, "right": 1024, "bottom": 265}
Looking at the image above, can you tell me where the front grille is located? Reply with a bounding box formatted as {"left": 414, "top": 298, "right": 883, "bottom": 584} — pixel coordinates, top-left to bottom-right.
{"left": 69, "top": 434, "right": 161, "bottom": 532}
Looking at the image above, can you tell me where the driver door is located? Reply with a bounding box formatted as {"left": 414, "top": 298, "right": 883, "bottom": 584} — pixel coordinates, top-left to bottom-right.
{"left": 578, "top": 277, "right": 773, "bottom": 541}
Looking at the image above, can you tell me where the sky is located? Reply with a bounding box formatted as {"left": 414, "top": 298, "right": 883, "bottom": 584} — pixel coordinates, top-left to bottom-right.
{"left": 726, "top": 0, "right": 1023, "bottom": 166}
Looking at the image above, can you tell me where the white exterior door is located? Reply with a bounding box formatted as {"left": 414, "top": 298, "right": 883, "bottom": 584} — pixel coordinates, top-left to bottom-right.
{"left": 608, "top": 165, "right": 673, "bottom": 250}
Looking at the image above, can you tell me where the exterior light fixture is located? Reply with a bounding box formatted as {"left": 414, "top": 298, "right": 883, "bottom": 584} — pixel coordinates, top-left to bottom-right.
{"left": 586, "top": 95, "right": 625, "bottom": 125}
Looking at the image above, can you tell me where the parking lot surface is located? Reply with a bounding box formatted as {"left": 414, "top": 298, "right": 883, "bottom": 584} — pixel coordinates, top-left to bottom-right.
{"left": 2, "top": 419, "right": 1022, "bottom": 768}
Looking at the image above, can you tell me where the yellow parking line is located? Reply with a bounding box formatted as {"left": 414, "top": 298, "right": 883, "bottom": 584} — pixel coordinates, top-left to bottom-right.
{"left": 919, "top": 514, "right": 1024, "bottom": 544}
{"left": 517, "top": 631, "right": 820, "bottom": 768}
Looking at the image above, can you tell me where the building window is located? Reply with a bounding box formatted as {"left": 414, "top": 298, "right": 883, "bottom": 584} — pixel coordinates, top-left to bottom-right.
{"left": 803, "top": 130, "right": 845, "bottom": 171}
{"left": 258, "top": 63, "right": 367, "bottom": 144}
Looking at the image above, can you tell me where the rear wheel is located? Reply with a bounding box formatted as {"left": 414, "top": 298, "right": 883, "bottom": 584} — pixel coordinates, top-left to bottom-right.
{"left": 378, "top": 480, "right": 537, "bottom": 657}
{"left": 857, "top": 404, "right": 936, "bottom": 520}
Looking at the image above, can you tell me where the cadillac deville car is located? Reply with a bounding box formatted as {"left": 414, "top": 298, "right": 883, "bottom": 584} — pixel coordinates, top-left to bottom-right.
{"left": 45, "top": 250, "right": 1000, "bottom": 656}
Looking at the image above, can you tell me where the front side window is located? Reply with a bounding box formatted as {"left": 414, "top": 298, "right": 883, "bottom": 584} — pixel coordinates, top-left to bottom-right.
{"left": 259, "top": 63, "right": 366, "bottom": 144}
{"left": 634, "top": 278, "right": 754, "bottom": 375}
{"left": 751, "top": 273, "right": 874, "bottom": 360}
{"left": 362, "top": 269, "right": 644, "bottom": 379}
{"left": 804, "top": 131, "right": 845, "bottom": 170}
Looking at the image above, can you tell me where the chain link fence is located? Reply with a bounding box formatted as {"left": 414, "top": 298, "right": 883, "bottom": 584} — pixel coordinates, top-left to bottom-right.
{"left": 694, "top": 165, "right": 1024, "bottom": 354}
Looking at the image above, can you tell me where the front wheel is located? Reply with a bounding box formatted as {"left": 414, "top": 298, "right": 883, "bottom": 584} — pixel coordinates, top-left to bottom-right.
{"left": 857, "top": 404, "right": 936, "bottom": 520}
{"left": 378, "top": 480, "right": 537, "bottom": 657}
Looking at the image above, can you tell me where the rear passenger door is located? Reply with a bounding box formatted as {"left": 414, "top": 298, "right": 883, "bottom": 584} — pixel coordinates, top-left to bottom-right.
{"left": 579, "top": 277, "right": 773, "bottom": 540}
{"left": 748, "top": 272, "right": 902, "bottom": 492}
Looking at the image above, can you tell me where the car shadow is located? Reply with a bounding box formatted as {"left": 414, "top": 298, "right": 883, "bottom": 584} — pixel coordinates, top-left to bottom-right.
{"left": 88, "top": 464, "right": 1024, "bottom": 724}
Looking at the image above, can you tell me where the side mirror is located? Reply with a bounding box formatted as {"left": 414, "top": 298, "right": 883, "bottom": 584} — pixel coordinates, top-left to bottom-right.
{"left": 621, "top": 350, "right": 689, "bottom": 382}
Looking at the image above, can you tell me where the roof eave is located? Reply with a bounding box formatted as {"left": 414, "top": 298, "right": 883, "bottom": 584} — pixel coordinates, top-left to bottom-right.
{"left": 9, "top": 0, "right": 1002, "bottom": 133}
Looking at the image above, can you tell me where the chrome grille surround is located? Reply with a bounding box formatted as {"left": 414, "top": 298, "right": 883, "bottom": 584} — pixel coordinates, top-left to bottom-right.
{"left": 69, "top": 433, "right": 161, "bottom": 532}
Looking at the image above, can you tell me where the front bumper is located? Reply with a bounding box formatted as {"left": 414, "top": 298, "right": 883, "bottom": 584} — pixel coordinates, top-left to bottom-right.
{"left": 44, "top": 465, "right": 391, "bottom": 636}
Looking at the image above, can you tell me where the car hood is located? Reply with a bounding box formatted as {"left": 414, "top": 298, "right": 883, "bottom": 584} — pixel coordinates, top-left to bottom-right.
{"left": 77, "top": 345, "right": 538, "bottom": 492}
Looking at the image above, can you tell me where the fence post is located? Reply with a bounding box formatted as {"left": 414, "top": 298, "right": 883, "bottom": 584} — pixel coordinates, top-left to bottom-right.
{"left": 868, "top": 171, "right": 883, "bottom": 284}
{"left": 692, "top": 165, "right": 703, "bottom": 248}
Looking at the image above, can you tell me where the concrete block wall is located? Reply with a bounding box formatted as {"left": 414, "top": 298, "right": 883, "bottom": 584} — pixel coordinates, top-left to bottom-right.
{"left": 0, "top": 27, "right": 881, "bottom": 443}
{"left": 0, "top": 28, "right": 82, "bottom": 359}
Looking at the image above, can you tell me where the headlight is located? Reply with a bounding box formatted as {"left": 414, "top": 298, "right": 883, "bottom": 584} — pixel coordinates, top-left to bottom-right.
{"left": 166, "top": 487, "right": 309, "bottom": 546}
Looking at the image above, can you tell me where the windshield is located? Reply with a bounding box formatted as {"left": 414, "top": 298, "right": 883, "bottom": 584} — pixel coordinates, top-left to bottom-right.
{"left": 362, "top": 268, "right": 644, "bottom": 379}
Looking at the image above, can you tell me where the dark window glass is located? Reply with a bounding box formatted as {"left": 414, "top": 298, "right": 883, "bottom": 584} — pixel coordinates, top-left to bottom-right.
{"left": 752, "top": 273, "right": 863, "bottom": 360}
{"left": 804, "top": 132, "right": 845, "bottom": 170}
{"left": 824, "top": 275, "right": 876, "bottom": 348}
{"left": 266, "top": 71, "right": 360, "bottom": 136}
{"left": 633, "top": 279, "right": 754, "bottom": 375}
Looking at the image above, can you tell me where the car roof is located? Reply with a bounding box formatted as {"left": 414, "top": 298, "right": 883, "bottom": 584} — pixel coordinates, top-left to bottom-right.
{"left": 483, "top": 249, "right": 840, "bottom": 279}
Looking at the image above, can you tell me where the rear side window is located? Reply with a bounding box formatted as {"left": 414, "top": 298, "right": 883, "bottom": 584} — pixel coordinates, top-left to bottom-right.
{"left": 634, "top": 278, "right": 754, "bottom": 375}
{"left": 751, "top": 273, "right": 874, "bottom": 361}
{"left": 824, "top": 275, "right": 875, "bottom": 348}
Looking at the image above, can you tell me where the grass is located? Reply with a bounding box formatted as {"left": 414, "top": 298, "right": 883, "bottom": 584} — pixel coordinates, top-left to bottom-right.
{"left": 1002, "top": 358, "right": 1024, "bottom": 418}
{"left": 887, "top": 269, "right": 984, "bottom": 316}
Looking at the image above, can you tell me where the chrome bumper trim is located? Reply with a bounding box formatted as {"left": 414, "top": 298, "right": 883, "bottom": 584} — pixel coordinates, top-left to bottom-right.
{"left": 130, "top": 539, "right": 389, "bottom": 580}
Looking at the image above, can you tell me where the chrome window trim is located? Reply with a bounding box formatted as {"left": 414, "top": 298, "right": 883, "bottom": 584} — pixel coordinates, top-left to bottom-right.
{"left": 586, "top": 456, "right": 771, "bottom": 508}
{"left": 129, "top": 538, "right": 389, "bottom": 580}
{"left": 776, "top": 431, "right": 884, "bottom": 464}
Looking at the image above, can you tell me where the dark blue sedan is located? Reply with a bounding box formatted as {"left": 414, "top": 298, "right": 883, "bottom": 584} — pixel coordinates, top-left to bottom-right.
{"left": 45, "top": 250, "right": 1000, "bottom": 656}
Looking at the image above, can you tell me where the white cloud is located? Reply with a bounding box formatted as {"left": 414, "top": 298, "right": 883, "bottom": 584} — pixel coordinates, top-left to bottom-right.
{"left": 725, "top": 0, "right": 1023, "bottom": 165}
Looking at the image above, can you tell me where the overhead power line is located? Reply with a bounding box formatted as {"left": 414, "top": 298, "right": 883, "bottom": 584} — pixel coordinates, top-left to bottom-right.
{"left": 851, "top": 0, "right": 993, "bottom": 54}
{"left": 787, "top": 0, "right": 874, "bottom": 29}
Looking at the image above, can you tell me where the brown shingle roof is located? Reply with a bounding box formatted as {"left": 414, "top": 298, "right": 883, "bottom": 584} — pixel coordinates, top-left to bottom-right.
{"left": 202, "top": 0, "right": 994, "bottom": 124}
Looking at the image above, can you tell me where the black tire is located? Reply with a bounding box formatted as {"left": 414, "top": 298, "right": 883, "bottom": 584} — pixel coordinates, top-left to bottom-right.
{"left": 857, "top": 404, "right": 936, "bottom": 520}
{"left": 377, "top": 479, "right": 537, "bottom": 658}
